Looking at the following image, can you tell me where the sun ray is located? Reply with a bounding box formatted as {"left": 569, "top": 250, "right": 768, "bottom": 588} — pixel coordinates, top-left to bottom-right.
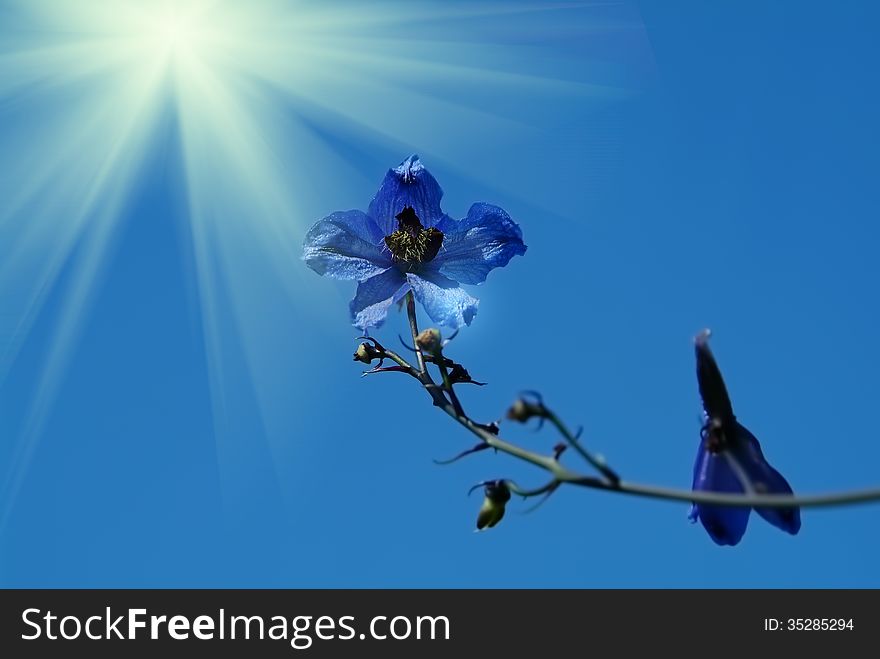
{"left": 0, "top": 0, "right": 648, "bottom": 527}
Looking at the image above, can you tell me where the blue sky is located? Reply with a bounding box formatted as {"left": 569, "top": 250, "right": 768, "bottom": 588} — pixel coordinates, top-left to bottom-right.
{"left": 1, "top": 0, "right": 878, "bottom": 587}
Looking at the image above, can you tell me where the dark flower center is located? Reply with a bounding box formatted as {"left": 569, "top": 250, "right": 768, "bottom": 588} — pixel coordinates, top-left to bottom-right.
{"left": 384, "top": 207, "right": 443, "bottom": 265}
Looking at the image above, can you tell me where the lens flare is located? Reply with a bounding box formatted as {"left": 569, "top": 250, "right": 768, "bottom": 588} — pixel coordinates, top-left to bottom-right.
{"left": 0, "top": 0, "right": 647, "bottom": 526}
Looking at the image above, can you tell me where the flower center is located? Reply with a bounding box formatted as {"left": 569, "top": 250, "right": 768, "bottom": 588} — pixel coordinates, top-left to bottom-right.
{"left": 384, "top": 207, "right": 443, "bottom": 265}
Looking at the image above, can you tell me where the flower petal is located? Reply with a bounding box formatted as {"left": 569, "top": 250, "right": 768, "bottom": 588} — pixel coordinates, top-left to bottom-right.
{"left": 349, "top": 268, "right": 409, "bottom": 330}
{"left": 368, "top": 155, "right": 446, "bottom": 235}
{"left": 432, "top": 203, "right": 527, "bottom": 284}
{"left": 406, "top": 271, "right": 479, "bottom": 329}
{"left": 695, "top": 334, "right": 736, "bottom": 423}
{"left": 303, "top": 210, "right": 390, "bottom": 281}
{"left": 689, "top": 441, "right": 751, "bottom": 546}
{"left": 732, "top": 423, "right": 801, "bottom": 535}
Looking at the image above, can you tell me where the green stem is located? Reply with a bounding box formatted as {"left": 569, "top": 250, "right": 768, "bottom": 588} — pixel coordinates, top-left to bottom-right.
{"left": 435, "top": 391, "right": 880, "bottom": 510}
{"left": 367, "top": 335, "right": 880, "bottom": 511}
{"left": 547, "top": 412, "right": 619, "bottom": 484}
{"left": 437, "top": 355, "right": 465, "bottom": 417}
{"left": 405, "top": 291, "right": 426, "bottom": 374}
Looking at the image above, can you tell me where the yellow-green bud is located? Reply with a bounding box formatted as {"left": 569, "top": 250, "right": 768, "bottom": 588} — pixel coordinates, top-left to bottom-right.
{"left": 353, "top": 342, "right": 379, "bottom": 364}
{"left": 476, "top": 497, "right": 506, "bottom": 530}
{"left": 475, "top": 480, "right": 511, "bottom": 531}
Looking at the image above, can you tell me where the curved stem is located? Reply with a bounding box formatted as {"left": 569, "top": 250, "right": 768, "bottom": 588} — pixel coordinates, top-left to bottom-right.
{"left": 569, "top": 477, "right": 880, "bottom": 509}
{"left": 380, "top": 348, "right": 418, "bottom": 374}
{"left": 436, "top": 355, "right": 465, "bottom": 417}
{"left": 376, "top": 302, "right": 880, "bottom": 512}
{"left": 546, "top": 411, "right": 619, "bottom": 484}
{"left": 506, "top": 479, "right": 559, "bottom": 498}
{"left": 723, "top": 450, "right": 756, "bottom": 496}
{"left": 436, "top": 389, "right": 880, "bottom": 510}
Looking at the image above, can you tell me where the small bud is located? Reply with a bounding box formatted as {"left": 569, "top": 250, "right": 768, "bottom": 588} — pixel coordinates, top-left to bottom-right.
{"left": 506, "top": 398, "right": 545, "bottom": 423}
{"left": 353, "top": 342, "right": 381, "bottom": 364}
{"left": 415, "top": 328, "right": 442, "bottom": 354}
{"left": 476, "top": 480, "right": 511, "bottom": 531}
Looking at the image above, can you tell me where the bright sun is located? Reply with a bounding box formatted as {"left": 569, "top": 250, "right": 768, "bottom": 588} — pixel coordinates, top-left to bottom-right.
{"left": 0, "top": 0, "right": 616, "bottom": 528}
{"left": 154, "top": 13, "right": 194, "bottom": 54}
{"left": 141, "top": 4, "right": 223, "bottom": 67}
{"left": 128, "top": 4, "right": 214, "bottom": 71}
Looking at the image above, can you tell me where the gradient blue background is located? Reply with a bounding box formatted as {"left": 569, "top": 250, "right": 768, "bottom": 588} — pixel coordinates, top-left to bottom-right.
{"left": 1, "top": 0, "right": 879, "bottom": 587}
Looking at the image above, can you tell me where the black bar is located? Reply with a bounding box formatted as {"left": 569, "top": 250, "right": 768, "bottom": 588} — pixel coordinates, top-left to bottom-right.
{"left": 0, "top": 589, "right": 875, "bottom": 657}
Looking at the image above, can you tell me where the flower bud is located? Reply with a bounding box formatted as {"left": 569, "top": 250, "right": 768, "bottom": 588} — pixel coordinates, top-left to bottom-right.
{"left": 476, "top": 480, "right": 511, "bottom": 531}
{"left": 415, "top": 328, "right": 442, "bottom": 354}
{"left": 353, "top": 342, "right": 381, "bottom": 364}
{"left": 477, "top": 498, "right": 505, "bottom": 531}
{"left": 506, "top": 398, "right": 545, "bottom": 423}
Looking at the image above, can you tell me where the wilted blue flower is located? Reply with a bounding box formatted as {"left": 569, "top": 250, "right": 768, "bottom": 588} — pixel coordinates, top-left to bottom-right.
{"left": 302, "top": 155, "right": 526, "bottom": 330}
{"left": 689, "top": 331, "right": 801, "bottom": 546}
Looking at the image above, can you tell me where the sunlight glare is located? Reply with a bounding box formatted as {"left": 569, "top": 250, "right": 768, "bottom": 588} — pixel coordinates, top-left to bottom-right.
{"left": 0, "top": 0, "right": 641, "bottom": 530}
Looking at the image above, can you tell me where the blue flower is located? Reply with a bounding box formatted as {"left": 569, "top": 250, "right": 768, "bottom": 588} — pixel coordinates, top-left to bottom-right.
{"left": 688, "top": 332, "right": 801, "bottom": 546}
{"left": 302, "top": 155, "right": 526, "bottom": 330}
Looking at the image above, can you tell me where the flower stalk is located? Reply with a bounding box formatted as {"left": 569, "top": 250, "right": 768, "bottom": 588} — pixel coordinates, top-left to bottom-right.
{"left": 305, "top": 155, "right": 880, "bottom": 538}
{"left": 364, "top": 302, "right": 880, "bottom": 516}
{"left": 405, "top": 292, "right": 427, "bottom": 375}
